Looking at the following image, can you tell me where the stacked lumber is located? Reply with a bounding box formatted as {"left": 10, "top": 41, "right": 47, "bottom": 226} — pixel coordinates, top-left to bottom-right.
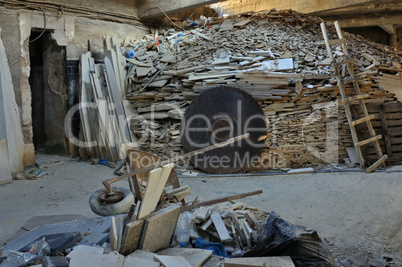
{"left": 80, "top": 10, "right": 401, "bottom": 169}
{"left": 352, "top": 103, "right": 402, "bottom": 164}
{"left": 79, "top": 36, "right": 138, "bottom": 161}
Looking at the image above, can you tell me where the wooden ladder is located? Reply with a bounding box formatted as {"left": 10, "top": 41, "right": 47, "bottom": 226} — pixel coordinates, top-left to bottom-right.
{"left": 320, "top": 21, "right": 388, "bottom": 173}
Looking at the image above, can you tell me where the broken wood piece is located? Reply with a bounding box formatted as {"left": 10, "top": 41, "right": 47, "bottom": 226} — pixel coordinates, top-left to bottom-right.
{"left": 242, "top": 220, "right": 253, "bottom": 248}
{"left": 219, "top": 19, "right": 236, "bottom": 31}
{"left": 139, "top": 204, "right": 182, "bottom": 252}
{"left": 126, "top": 58, "right": 153, "bottom": 67}
{"left": 119, "top": 219, "right": 145, "bottom": 256}
{"left": 131, "top": 200, "right": 141, "bottom": 222}
{"left": 211, "top": 212, "right": 232, "bottom": 242}
{"left": 191, "top": 30, "right": 212, "bottom": 42}
{"left": 212, "top": 57, "right": 230, "bottom": 65}
{"left": 287, "top": 167, "right": 314, "bottom": 174}
{"left": 160, "top": 53, "right": 176, "bottom": 63}
{"left": 190, "top": 222, "right": 200, "bottom": 239}
{"left": 245, "top": 212, "right": 258, "bottom": 228}
{"left": 233, "top": 20, "right": 251, "bottom": 27}
{"left": 137, "top": 67, "right": 153, "bottom": 77}
{"left": 194, "top": 206, "right": 211, "bottom": 221}
{"left": 200, "top": 218, "right": 213, "bottom": 231}
{"left": 249, "top": 50, "right": 274, "bottom": 58}
{"left": 110, "top": 217, "right": 118, "bottom": 251}
{"left": 181, "top": 190, "right": 263, "bottom": 211}
{"left": 231, "top": 202, "right": 244, "bottom": 210}
{"left": 165, "top": 185, "right": 192, "bottom": 202}
{"left": 188, "top": 73, "right": 235, "bottom": 81}
{"left": 138, "top": 164, "right": 175, "bottom": 219}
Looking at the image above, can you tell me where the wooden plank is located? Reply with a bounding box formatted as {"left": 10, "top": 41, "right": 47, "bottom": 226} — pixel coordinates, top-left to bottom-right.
{"left": 219, "top": 19, "right": 236, "bottom": 31}
{"left": 137, "top": 164, "right": 174, "bottom": 219}
{"left": 245, "top": 212, "right": 258, "bottom": 228}
{"left": 104, "top": 57, "right": 132, "bottom": 144}
{"left": 210, "top": 212, "right": 232, "bottom": 242}
{"left": 115, "top": 215, "right": 124, "bottom": 251}
{"left": 287, "top": 167, "right": 314, "bottom": 174}
{"left": 79, "top": 52, "right": 97, "bottom": 158}
{"left": 365, "top": 103, "right": 402, "bottom": 113}
{"left": 140, "top": 204, "right": 181, "bottom": 253}
{"left": 350, "top": 115, "right": 376, "bottom": 126}
{"left": 188, "top": 73, "right": 235, "bottom": 81}
{"left": 119, "top": 219, "right": 145, "bottom": 256}
{"left": 233, "top": 20, "right": 251, "bottom": 27}
{"left": 356, "top": 135, "right": 382, "bottom": 147}
{"left": 366, "top": 155, "right": 388, "bottom": 173}
{"left": 378, "top": 105, "right": 392, "bottom": 156}
{"left": 110, "top": 216, "right": 118, "bottom": 251}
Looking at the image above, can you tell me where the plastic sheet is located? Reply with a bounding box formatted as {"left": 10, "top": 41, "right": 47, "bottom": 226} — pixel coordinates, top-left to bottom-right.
{"left": 244, "top": 211, "right": 335, "bottom": 267}
{"left": 28, "top": 237, "right": 51, "bottom": 256}
{"left": 0, "top": 251, "right": 40, "bottom": 267}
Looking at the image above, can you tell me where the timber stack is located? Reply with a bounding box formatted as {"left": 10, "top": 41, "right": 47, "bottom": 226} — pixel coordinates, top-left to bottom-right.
{"left": 80, "top": 9, "right": 402, "bottom": 169}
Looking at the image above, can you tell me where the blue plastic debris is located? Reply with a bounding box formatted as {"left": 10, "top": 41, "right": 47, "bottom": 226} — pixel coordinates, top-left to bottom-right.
{"left": 99, "top": 158, "right": 108, "bottom": 165}
{"left": 194, "top": 237, "right": 231, "bottom": 258}
{"left": 125, "top": 49, "right": 134, "bottom": 59}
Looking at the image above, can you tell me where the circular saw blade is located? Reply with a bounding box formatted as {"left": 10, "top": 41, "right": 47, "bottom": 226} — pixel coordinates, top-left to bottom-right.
{"left": 181, "top": 86, "right": 267, "bottom": 174}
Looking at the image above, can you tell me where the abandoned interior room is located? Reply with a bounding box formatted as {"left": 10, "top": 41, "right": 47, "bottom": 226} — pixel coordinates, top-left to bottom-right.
{"left": 0, "top": 0, "right": 401, "bottom": 266}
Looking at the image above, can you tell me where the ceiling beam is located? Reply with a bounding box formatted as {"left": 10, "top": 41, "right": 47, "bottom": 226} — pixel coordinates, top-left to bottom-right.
{"left": 324, "top": 12, "right": 402, "bottom": 28}
{"left": 138, "top": 0, "right": 225, "bottom": 20}
{"left": 214, "top": 0, "right": 379, "bottom": 16}
{"left": 311, "top": 2, "right": 402, "bottom": 16}
{"left": 379, "top": 24, "right": 397, "bottom": 34}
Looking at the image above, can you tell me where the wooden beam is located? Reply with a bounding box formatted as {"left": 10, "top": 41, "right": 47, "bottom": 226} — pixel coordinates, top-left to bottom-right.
{"left": 311, "top": 2, "right": 402, "bottom": 16}
{"left": 327, "top": 12, "right": 402, "bottom": 28}
{"left": 214, "top": 0, "right": 377, "bottom": 17}
{"left": 138, "top": 0, "right": 225, "bottom": 20}
{"left": 390, "top": 34, "right": 398, "bottom": 49}
{"left": 379, "top": 24, "right": 397, "bottom": 35}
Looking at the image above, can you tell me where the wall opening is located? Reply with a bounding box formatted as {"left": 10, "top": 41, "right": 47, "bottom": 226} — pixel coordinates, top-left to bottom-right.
{"left": 344, "top": 26, "right": 390, "bottom": 46}
{"left": 29, "top": 30, "right": 68, "bottom": 155}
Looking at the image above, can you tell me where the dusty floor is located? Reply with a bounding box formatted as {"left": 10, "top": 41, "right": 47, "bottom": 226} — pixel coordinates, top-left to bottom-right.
{"left": 0, "top": 154, "right": 401, "bottom": 266}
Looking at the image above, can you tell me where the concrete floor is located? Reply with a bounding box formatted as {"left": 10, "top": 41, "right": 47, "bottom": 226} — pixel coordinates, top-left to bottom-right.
{"left": 0, "top": 154, "right": 401, "bottom": 266}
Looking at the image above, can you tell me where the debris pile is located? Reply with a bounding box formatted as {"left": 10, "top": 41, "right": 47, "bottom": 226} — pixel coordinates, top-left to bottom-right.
{"left": 178, "top": 202, "right": 265, "bottom": 256}
{"left": 121, "top": 10, "right": 401, "bottom": 169}
{"left": 78, "top": 10, "right": 402, "bottom": 169}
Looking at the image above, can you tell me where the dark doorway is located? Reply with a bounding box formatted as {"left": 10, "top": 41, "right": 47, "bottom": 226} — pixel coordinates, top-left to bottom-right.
{"left": 29, "top": 31, "right": 47, "bottom": 152}
{"left": 29, "top": 30, "right": 68, "bottom": 154}
{"left": 344, "top": 26, "right": 390, "bottom": 46}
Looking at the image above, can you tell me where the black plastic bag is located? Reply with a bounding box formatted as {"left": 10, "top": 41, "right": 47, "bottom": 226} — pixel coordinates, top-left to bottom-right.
{"left": 244, "top": 211, "right": 335, "bottom": 267}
